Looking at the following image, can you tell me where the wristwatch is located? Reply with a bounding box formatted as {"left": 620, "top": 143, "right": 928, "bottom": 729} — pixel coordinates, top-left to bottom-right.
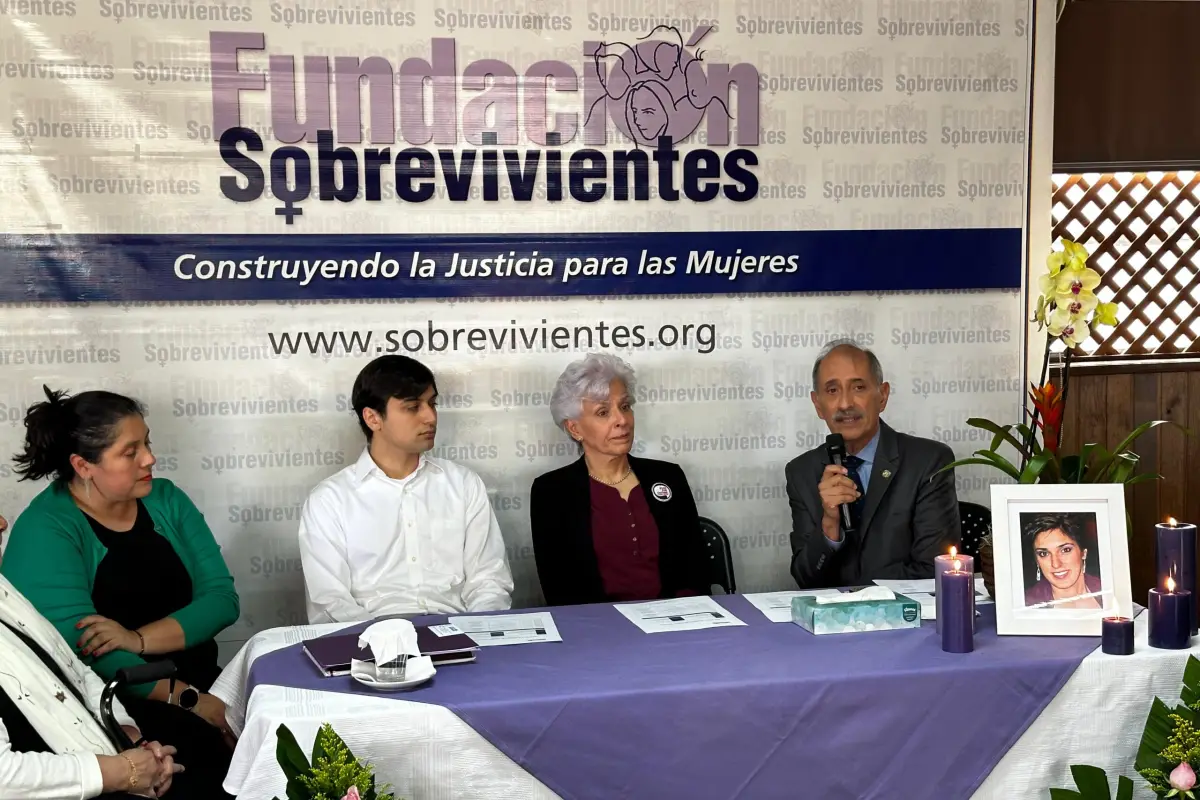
{"left": 178, "top": 687, "right": 200, "bottom": 712}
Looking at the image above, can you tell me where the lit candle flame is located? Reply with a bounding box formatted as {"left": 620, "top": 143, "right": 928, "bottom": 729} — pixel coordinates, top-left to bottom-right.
{"left": 952, "top": 559, "right": 961, "bottom": 572}
{"left": 1169, "top": 517, "right": 1179, "bottom": 526}
{"left": 949, "top": 546, "right": 957, "bottom": 558}
{"left": 1168, "top": 576, "right": 1177, "bottom": 592}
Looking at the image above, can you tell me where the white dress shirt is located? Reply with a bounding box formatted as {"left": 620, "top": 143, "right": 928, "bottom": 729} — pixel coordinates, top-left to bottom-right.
{"left": 298, "top": 448, "right": 515, "bottom": 623}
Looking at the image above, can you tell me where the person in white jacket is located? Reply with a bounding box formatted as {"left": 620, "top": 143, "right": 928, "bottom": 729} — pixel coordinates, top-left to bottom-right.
{"left": 0, "top": 514, "right": 182, "bottom": 799}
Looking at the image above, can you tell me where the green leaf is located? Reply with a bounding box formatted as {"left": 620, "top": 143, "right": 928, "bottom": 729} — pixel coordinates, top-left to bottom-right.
{"left": 1069, "top": 765, "right": 1114, "bottom": 799}
{"left": 1110, "top": 420, "right": 1170, "bottom": 462}
{"left": 941, "top": 456, "right": 1021, "bottom": 480}
{"left": 1079, "top": 442, "right": 1098, "bottom": 472}
{"left": 975, "top": 449, "right": 1023, "bottom": 479}
{"left": 1042, "top": 450, "right": 1065, "bottom": 484}
{"left": 1020, "top": 450, "right": 1055, "bottom": 484}
{"left": 1115, "top": 775, "right": 1134, "bottom": 800}
{"left": 965, "top": 417, "right": 1031, "bottom": 456}
{"left": 1049, "top": 790, "right": 1083, "bottom": 800}
{"left": 1083, "top": 443, "right": 1116, "bottom": 482}
{"left": 1106, "top": 453, "right": 1140, "bottom": 485}
{"left": 1124, "top": 472, "right": 1163, "bottom": 486}
{"left": 310, "top": 726, "right": 328, "bottom": 770}
{"left": 1135, "top": 697, "right": 1179, "bottom": 772}
{"left": 275, "top": 724, "right": 311, "bottom": 784}
{"left": 1060, "top": 454, "right": 1084, "bottom": 483}
{"left": 1180, "top": 655, "right": 1200, "bottom": 707}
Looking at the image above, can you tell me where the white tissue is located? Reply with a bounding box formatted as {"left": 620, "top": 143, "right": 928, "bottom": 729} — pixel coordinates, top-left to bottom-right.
{"left": 814, "top": 586, "right": 896, "bottom": 605}
{"left": 351, "top": 654, "right": 436, "bottom": 685}
{"left": 357, "top": 619, "right": 422, "bottom": 665}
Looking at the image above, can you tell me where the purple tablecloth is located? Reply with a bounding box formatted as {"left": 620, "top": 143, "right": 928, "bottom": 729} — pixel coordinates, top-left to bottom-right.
{"left": 248, "top": 595, "right": 1098, "bottom": 800}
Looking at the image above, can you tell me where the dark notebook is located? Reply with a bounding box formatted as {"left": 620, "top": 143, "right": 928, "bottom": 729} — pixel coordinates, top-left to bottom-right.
{"left": 302, "top": 626, "right": 479, "bottom": 677}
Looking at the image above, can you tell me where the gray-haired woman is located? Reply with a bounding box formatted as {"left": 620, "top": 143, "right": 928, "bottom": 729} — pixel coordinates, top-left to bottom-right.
{"left": 529, "top": 353, "right": 711, "bottom": 607}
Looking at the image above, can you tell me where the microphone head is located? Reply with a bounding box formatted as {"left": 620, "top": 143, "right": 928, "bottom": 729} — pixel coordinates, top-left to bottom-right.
{"left": 825, "top": 432, "right": 846, "bottom": 457}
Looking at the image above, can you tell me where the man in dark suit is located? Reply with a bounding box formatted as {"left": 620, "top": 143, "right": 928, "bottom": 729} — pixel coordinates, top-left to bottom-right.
{"left": 787, "top": 340, "right": 961, "bottom": 589}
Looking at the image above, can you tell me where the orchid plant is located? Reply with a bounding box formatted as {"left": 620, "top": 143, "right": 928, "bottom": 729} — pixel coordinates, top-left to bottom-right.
{"left": 273, "top": 723, "right": 396, "bottom": 800}
{"left": 942, "top": 237, "right": 1168, "bottom": 491}
{"left": 1027, "top": 237, "right": 1120, "bottom": 461}
{"left": 1033, "top": 237, "right": 1119, "bottom": 350}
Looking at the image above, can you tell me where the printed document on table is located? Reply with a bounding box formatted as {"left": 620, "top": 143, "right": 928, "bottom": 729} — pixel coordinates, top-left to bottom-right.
{"left": 743, "top": 590, "right": 842, "bottom": 623}
{"left": 614, "top": 596, "right": 746, "bottom": 633}
{"left": 874, "top": 578, "right": 993, "bottom": 604}
{"left": 873, "top": 579, "right": 993, "bottom": 621}
{"left": 872, "top": 578, "right": 935, "bottom": 595}
{"left": 447, "top": 613, "right": 563, "bottom": 647}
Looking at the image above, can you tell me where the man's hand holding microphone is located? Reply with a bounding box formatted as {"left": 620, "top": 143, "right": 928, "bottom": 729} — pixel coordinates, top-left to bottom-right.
{"left": 820, "top": 433, "right": 861, "bottom": 543}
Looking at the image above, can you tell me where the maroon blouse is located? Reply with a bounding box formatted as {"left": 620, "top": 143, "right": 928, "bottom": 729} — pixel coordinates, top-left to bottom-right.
{"left": 589, "top": 479, "right": 662, "bottom": 601}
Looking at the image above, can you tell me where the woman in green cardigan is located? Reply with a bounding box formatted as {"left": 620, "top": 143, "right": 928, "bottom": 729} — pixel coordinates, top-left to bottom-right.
{"left": 1, "top": 386, "right": 239, "bottom": 799}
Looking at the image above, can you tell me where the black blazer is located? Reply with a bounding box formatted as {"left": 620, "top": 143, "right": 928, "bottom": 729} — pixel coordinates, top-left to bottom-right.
{"left": 530, "top": 455, "right": 712, "bottom": 606}
{"left": 786, "top": 421, "right": 961, "bottom": 589}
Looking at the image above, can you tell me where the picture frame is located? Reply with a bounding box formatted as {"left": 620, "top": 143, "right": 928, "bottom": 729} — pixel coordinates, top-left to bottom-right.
{"left": 990, "top": 483, "right": 1133, "bottom": 636}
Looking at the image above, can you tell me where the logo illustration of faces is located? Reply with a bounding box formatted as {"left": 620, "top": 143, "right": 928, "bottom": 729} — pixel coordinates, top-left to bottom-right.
{"left": 590, "top": 25, "right": 734, "bottom": 147}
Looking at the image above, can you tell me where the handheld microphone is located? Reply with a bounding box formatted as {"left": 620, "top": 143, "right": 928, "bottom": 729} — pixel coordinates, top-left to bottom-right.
{"left": 825, "top": 433, "right": 855, "bottom": 534}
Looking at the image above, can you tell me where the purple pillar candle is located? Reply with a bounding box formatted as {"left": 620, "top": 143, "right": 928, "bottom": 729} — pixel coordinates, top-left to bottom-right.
{"left": 1156, "top": 520, "right": 1197, "bottom": 635}
{"left": 1149, "top": 578, "right": 1192, "bottom": 650}
{"left": 1101, "top": 616, "right": 1134, "bottom": 655}
{"left": 935, "top": 548, "right": 975, "bottom": 634}
{"left": 940, "top": 564, "right": 974, "bottom": 653}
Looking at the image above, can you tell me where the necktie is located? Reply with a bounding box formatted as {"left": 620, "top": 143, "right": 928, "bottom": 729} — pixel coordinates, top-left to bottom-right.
{"left": 843, "top": 455, "right": 866, "bottom": 530}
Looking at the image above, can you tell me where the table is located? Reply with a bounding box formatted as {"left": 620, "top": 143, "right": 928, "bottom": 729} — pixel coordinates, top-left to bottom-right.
{"left": 210, "top": 596, "right": 1192, "bottom": 799}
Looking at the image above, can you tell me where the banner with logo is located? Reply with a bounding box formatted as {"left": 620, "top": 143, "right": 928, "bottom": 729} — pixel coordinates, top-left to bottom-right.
{"left": 0, "top": 0, "right": 1030, "bottom": 300}
{"left": 0, "top": 0, "right": 1036, "bottom": 655}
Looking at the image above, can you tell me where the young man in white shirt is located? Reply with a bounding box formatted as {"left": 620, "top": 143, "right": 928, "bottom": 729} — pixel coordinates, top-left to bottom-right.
{"left": 298, "top": 355, "right": 514, "bottom": 623}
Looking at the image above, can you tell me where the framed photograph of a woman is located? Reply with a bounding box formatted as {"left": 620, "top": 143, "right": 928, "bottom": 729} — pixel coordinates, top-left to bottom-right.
{"left": 991, "top": 484, "right": 1133, "bottom": 636}
{"left": 1022, "top": 512, "right": 1103, "bottom": 609}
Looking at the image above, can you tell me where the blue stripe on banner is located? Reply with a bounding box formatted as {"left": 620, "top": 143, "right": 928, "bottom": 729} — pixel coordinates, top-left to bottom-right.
{"left": 0, "top": 229, "right": 1021, "bottom": 302}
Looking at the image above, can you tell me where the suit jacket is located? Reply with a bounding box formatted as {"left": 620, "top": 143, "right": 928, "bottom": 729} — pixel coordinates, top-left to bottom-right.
{"left": 787, "top": 421, "right": 961, "bottom": 589}
{"left": 530, "top": 456, "right": 712, "bottom": 606}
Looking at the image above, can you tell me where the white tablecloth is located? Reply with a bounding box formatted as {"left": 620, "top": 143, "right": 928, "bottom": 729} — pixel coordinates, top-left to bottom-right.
{"left": 211, "top": 613, "right": 1192, "bottom": 799}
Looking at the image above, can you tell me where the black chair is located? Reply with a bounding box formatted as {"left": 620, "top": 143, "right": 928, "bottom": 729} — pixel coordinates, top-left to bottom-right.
{"left": 99, "top": 660, "right": 177, "bottom": 749}
{"left": 958, "top": 501, "right": 992, "bottom": 561}
{"left": 698, "top": 516, "right": 736, "bottom": 594}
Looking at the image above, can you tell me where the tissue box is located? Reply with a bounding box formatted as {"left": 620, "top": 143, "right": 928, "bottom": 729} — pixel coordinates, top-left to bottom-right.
{"left": 791, "top": 593, "right": 921, "bottom": 635}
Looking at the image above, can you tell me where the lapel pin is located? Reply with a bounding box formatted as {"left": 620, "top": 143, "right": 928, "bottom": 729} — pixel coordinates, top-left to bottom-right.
{"left": 882, "top": 470, "right": 892, "bottom": 479}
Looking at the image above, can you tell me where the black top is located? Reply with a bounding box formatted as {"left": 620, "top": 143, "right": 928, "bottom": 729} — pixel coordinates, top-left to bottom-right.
{"left": 529, "top": 456, "right": 712, "bottom": 606}
{"left": 86, "top": 501, "right": 220, "bottom": 691}
{"left": 0, "top": 619, "right": 113, "bottom": 753}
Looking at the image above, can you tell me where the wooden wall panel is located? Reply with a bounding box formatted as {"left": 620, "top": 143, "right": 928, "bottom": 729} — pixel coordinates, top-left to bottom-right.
{"left": 1059, "top": 368, "right": 1198, "bottom": 601}
{"left": 1129, "top": 373, "right": 1158, "bottom": 598}
{"left": 1055, "top": 1, "right": 1200, "bottom": 169}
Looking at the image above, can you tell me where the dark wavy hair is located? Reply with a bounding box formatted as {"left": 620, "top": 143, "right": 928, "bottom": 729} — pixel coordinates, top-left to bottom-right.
{"left": 350, "top": 356, "right": 437, "bottom": 441}
{"left": 1021, "top": 513, "right": 1086, "bottom": 547}
{"left": 12, "top": 386, "right": 146, "bottom": 483}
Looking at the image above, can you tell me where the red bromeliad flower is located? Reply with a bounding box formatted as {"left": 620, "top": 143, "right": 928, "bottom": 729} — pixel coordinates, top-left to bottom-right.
{"left": 1029, "top": 382, "right": 1065, "bottom": 454}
